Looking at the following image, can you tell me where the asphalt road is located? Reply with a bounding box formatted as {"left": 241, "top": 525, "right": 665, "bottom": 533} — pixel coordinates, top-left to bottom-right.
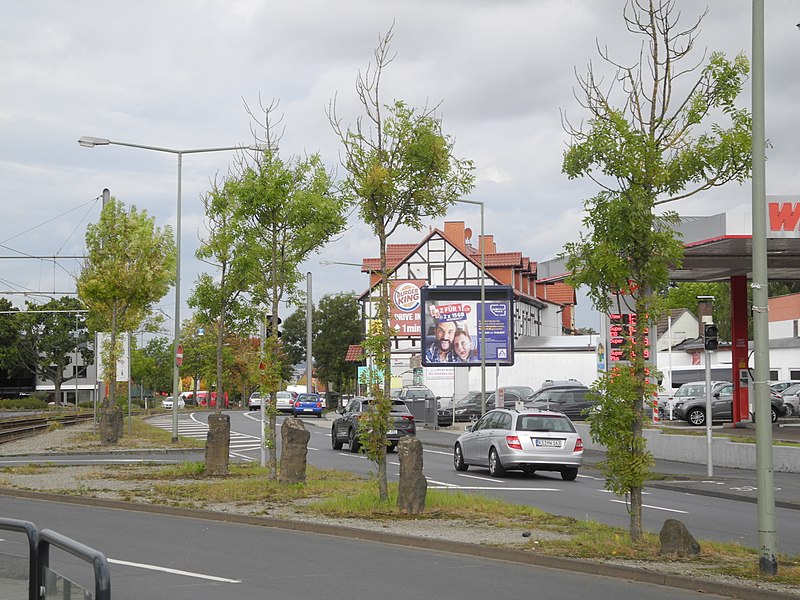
{"left": 0, "top": 496, "right": 738, "bottom": 600}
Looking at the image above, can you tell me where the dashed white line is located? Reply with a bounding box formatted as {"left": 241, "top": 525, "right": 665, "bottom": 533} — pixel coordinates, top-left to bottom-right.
{"left": 458, "top": 473, "right": 499, "bottom": 483}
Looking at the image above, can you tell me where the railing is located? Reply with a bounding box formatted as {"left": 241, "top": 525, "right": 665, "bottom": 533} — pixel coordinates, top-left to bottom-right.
{"left": 0, "top": 517, "right": 110, "bottom": 600}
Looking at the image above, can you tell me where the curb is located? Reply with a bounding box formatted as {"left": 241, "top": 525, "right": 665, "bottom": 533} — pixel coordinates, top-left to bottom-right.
{"left": 0, "top": 487, "right": 793, "bottom": 600}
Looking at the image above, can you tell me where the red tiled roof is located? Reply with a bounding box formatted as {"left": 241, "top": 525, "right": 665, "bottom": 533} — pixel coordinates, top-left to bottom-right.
{"left": 345, "top": 344, "right": 364, "bottom": 362}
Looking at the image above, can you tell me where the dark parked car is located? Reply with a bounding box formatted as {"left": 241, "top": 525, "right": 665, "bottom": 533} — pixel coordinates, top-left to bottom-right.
{"left": 671, "top": 380, "right": 787, "bottom": 426}
{"left": 525, "top": 384, "right": 596, "bottom": 421}
{"left": 331, "top": 397, "right": 416, "bottom": 453}
{"left": 397, "top": 386, "right": 436, "bottom": 402}
{"left": 439, "top": 387, "right": 534, "bottom": 425}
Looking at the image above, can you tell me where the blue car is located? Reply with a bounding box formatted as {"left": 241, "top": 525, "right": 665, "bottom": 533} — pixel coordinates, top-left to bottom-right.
{"left": 293, "top": 393, "right": 324, "bottom": 418}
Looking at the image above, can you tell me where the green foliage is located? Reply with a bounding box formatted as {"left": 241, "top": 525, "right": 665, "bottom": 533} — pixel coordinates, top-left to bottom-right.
{"left": 586, "top": 371, "right": 654, "bottom": 497}
{"left": 0, "top": 398, "right": 48, "bottom": 410}
{"left": 664, "top": 282, "right": 732, "bottom": 339}
{"left": 0, "top": 298, "right": 21, "bottom": 374}
{"left": 281, "top": 306, "right": 307, "bottom": 368}
{"left": 131, "top": 336, "right": 173, "bottom": 397}
{"left": 314, "top": 293, "right": 362, "bottom": 392}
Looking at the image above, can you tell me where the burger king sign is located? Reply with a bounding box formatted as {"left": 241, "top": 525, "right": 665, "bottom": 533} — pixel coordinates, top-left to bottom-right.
{"left": 390, "top": 280, "right": 424, "bottom": 336}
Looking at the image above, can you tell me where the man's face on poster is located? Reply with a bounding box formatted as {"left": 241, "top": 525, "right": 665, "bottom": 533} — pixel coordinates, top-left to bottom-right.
{"left": 435, "top": 321, "right": 457, "bottom": 353}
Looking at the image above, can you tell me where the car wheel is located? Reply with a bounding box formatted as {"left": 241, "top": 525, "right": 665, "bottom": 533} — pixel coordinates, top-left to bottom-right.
{"left": 386, "top": 444, "right": 396, "bottom": 453}
{"left": 687, "top": 407, "right": 706, "bottom": 426}
{"left": 488, "top": 448, "right": 505, "bottom": 477}
{"left": 771, "top": 406, "right": 779, "bottom": 423}
{"left": 453, "top": 444, "right": 468, "bottom": 472}
{"left": 348, "top": 428, "right": 361, "bottom": 453}
{"left": 561, "top": 468, "right": 578, "bottom": 481}
{"left": 331, "top": 426, "right": 343, "bottom": 450}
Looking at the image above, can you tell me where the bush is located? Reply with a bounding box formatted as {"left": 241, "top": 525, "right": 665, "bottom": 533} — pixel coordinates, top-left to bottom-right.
{"left": 0, "top": 398, "right": 49, "bottom": 410}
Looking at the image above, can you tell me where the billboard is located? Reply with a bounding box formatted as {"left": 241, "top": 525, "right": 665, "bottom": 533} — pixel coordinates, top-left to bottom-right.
{"left": 420, "top": 285, "right": 514, "bottom": 367}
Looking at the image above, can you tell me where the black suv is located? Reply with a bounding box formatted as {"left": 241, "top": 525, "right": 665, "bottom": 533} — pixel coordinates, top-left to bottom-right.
{"left": 331, "top": 397, "right": 416, "bottom": 453}
{"left": 438, "top": 387, "right": 535, "bottom": 425}
{"left": 525, "top": 384, "right": 596, "bottom": 421}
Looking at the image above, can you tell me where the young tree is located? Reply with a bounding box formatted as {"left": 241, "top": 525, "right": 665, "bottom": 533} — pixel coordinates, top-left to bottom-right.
{"left": 77, "top": 197, "right": 175, "bottom": 443}
{"left": 233, "top": 101, "right": 348, "bottom": 481}
{"left": 190, "top": 176, "right": 259, "bottom": 421}
{"left": 329, "top": 27, "right": 474, "bottom": 501}
{"left": 15, "top": 297, "right": 92, "bottom": 404}
{"left": 0, "top": 299, "right": 21, "bottom": 377}
{"left": 562, "top": 0, "right": 750, "bottom": 541}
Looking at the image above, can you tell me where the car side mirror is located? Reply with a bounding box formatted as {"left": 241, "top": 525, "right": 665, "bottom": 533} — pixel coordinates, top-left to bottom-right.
{"left": 335, "top": 406, "right": 346, "bottom": 414}
{"left": 465, "top": 424, "right": 474, "bottom": 432}
{"left": 713, "top": 392, "right": 721, "bottom": 399}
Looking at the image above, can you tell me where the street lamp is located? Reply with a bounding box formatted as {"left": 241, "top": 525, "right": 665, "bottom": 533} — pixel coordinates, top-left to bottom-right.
{"left": 79, "top": 136, "right": 268, "bottom": 442}
{"left": 450, "top": 199, "right": 487, "bottom": 415}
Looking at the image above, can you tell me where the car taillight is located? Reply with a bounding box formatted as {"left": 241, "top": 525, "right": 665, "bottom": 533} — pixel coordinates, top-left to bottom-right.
{"left": 316, "top": 402, "right": 322, "bottom": 408}
{"left": 574, "top": 437, "right": 584, "bottom": 453}
{"left": 506, "top": 435, "right": 522, "bottom": 450}
{"left": 401, "top": 415, "right": 414, "bottom": 422}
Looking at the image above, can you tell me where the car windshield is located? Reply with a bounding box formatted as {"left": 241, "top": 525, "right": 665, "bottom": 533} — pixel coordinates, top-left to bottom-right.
{"left": 517, "top": 415, "right": 576, "bottom": 433}
{"left": 675, "top": 384, "right": 705, "bottom": 397}
{"left": 365, "top": 400, "right": 410, "bottom": 413}
{"left": 276, "top": 392, "right": 292, "bottom": 399}
{"left": 455, "top": 393, "right": 480, "bottom": 406}
{"left": 297, "top": 394, "right": 317, "bottom": 402}
{"left": 783, "top": 384, "right": 800, "bottom": 396}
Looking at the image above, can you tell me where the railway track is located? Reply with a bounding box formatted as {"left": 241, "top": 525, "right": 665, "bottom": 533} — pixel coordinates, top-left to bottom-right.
{"left": 0, "top": 413, "right": 96, "bottom": 445}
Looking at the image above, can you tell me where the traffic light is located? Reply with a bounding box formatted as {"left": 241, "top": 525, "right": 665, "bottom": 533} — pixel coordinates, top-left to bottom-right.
{"left": 703, "top": 323, "right": 719, "bottom": 351}
{"left": 264, "top": 316, "right": 282, "bottom": 338}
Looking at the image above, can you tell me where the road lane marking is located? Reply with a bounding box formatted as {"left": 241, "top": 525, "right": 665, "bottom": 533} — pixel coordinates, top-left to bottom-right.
{"left": 458, "top": 473, "right": 500, "bottom": 483}
{"left": 423, "top": 449, "right": 453, "bottom": 456}
{"left": 108, "top": 558, "right": 241, "bottom": 583}
{"left": 609, "top": 499, "right": 687, "bottom": 514}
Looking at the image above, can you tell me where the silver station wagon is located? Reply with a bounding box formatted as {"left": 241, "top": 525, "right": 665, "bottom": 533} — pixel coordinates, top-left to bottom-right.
{"left": 453, "top": 408, "right": 584, "bottom": 480}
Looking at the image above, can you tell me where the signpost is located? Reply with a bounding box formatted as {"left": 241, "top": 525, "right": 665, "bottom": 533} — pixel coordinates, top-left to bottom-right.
{"left": 176, "top": 344, "right": 184, "bottom": 367}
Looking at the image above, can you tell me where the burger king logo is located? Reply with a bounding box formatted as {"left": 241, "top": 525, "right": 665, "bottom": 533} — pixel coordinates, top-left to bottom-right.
{"left": 393, "top": 282, "right": 421, "bottom": 312}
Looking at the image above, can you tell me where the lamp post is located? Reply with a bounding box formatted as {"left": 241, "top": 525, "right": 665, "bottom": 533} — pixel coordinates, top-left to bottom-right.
{"left": 78, "top": 136, "right": 265, "bottom": 442}
{"left": 451, "top": 199, "right": 486, "bottom": 415}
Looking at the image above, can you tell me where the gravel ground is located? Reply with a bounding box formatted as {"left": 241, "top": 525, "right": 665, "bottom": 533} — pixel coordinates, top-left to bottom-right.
{"left": 0, "top": 424, "right": 798, "bottom": 598}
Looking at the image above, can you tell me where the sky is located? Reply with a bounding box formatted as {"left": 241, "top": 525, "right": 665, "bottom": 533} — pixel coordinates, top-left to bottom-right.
{"left": 2, "top": 0, "right": 799, "bottom": 333}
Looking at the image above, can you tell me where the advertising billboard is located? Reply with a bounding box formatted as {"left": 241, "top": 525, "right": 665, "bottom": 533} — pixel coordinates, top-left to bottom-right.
{"left": 420, "top": 285, "right": 514, "bottom": 367}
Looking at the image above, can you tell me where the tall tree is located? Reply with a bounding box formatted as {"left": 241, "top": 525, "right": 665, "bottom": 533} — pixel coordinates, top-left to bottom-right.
{"left": 314, "top": 293, "right": 362, "bottom": 393}
{"left": 15, "top": 297, "right": 92, "bottom": 404}
{"left": 234, "top": 101, "right": 348, "bottom": 480}
{"left": 77, "top": 197, "right": 175, "bottom": 443}
{"left": 329, "top": 27, "right": 474, "bottom": 501}
{"left": 281, "top": 306, "right": 308, "bottom": 369}
{"left": 562, "top": 0, "right": 750, "bottom": 541}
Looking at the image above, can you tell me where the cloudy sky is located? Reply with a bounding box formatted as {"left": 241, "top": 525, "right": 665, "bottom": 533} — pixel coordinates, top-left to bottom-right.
{"left": 2, "top": 1, "right": 798, "bottom": 331}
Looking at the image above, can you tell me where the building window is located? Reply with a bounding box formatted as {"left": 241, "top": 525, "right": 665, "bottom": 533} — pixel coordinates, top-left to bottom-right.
{"left": 790, "top": 369, "right": 800, "bottom": 380}
{"left": 430, "top": 266, "right": 444, "bottom": 286}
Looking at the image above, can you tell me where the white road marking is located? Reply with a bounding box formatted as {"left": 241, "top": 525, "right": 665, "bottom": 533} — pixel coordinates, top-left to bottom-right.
{"left": 458, "top": 473, "right": 499, "bottom": 483}
{"left": 609, "top": 499, "right": 687, "bottom": 514}
{"left": 423, "top": 449, "right": 453, "bottom": 456}
{"left": 108, "top": 558, "right": 240, "bottom": 583}
{"left": 430, "top": 485, "right": 560, "bottom": 491}
{"left": 598, "top": 489, "right": 651, "bottom": 495}
{"left": 0, "top": 459, "right": 175, "bottom": 465}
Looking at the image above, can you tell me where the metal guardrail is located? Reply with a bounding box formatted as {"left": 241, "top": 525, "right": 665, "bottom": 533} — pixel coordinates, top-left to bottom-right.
{"left": 0, "top": 518, "right": 110, "bottom": 600}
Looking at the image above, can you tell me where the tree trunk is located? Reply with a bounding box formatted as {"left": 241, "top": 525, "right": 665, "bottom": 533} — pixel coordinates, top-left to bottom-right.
{"left": 377, "top": 229, "right": 390, "bottom": 502}
{"left": 100, "top": 304, "right": 123, "bottom": 445}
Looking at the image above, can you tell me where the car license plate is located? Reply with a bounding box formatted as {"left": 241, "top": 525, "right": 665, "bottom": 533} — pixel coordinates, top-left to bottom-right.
{"left": 303, "top": 408, "right": 312, "bottom": 412}
{"left": 387, "top": 429, "right": 397, "bottom": 435}
{"left": 534, "top": 438, "right": 562, "bottom": 447}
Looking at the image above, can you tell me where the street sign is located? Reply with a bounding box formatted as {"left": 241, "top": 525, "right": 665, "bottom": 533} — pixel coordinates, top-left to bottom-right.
{"left": 176, "top": 344, "right": 183, "bottom": 367}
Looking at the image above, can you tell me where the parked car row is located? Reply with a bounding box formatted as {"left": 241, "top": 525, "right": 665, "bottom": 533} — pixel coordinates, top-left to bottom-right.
{"left": 247, "top": 390, "right": 325, "bottom": 417}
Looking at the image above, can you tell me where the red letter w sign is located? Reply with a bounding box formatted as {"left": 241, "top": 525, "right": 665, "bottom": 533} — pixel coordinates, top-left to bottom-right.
{"left": 768, "top": 197, "right": 800, "bottom": 238}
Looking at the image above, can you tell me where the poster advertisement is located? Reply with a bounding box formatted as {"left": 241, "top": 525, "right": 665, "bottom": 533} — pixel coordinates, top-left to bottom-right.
{"left": 389, "top": 279, "right": 425, "bottom": 337}
{"left": 420, "top": 285, "right": 514, "bottom": 367}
